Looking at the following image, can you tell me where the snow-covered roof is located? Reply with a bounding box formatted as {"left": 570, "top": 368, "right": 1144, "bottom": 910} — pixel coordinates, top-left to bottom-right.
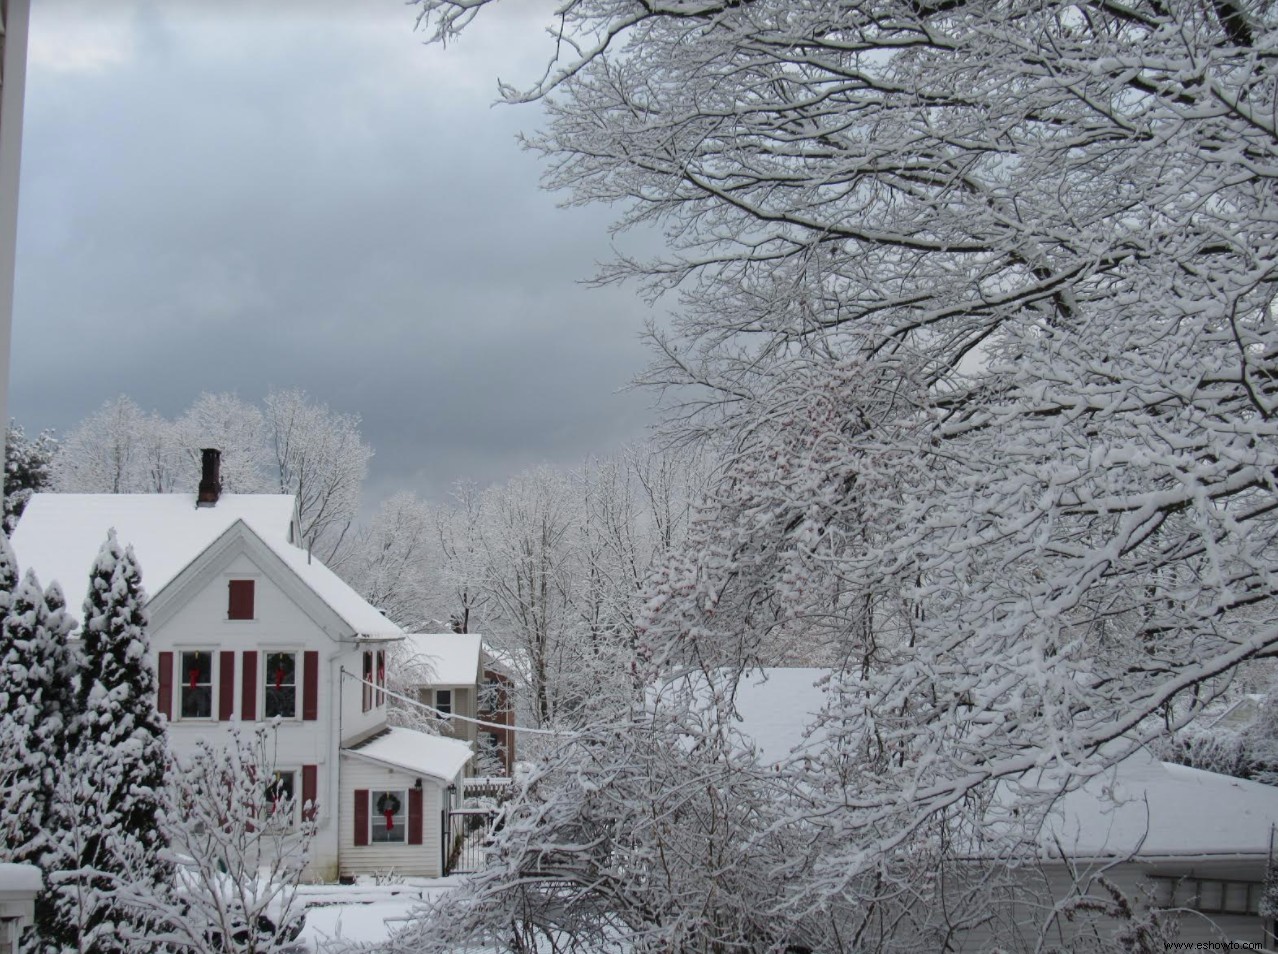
{"left": 11, "top": 493, "right": 399, "bottom": 636}
{"left": 342, "top": 726, "right": 473, "bottom": 783}
{"left": 655, "top": 667, "right": 832, "bottom": 766}
{"left": 0, "top": 862, "right": 42, "bottom": 895}
{"left": 400, "top": 633, "right": 482, "bottom": 687}
{"left": 669, "top": 667, "right": 1278, "bottom": 862}
{"left": 1041, "top": 750, "right": 1278, "bottom": 861}
{"left": 253, "top": 527, "right": 399, "bottom": 636}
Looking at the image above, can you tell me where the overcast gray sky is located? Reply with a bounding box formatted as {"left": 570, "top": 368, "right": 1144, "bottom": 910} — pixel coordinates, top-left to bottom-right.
{"left": 10, "top": 0, "right": 664, "bottom": 505}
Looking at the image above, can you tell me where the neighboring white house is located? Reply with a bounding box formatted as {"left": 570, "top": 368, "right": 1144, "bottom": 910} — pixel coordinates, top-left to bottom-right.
{"left": 11, "top": 452, "right": 472, "bottom": 880}
{"left": 397, "top": 633, "right": 517, "bottom": 776}
{"left": 696, "top": 668, "right": 1278, "bottom": 949}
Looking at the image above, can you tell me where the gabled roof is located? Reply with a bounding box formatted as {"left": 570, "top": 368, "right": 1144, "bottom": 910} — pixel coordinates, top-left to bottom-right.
{"left": 342, "top": 726, "right": 472, "bottom": 783}
{"left": 11, "top": 492, "right": 398, "bottom": 636}
{"left": 399, "top": 633, "right": 482, "bottom": 687}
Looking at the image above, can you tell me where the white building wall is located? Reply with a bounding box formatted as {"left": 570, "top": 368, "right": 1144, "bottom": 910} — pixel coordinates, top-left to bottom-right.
{"left": 151, "top": 551, "right": 349, "bottom": 881}
{"left": 0, "top": 0, "right": 30, "bottom": 461}
{"left": 954, "top": 860, "right": 1274, "bottom": 951}
{"left": 338, "top": 645, "right": 390, "bottom": 745}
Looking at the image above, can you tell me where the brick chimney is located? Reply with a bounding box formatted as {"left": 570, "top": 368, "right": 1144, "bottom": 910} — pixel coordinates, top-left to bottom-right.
{"left": 197, "top": 448, "right": 222, "bottom": 506}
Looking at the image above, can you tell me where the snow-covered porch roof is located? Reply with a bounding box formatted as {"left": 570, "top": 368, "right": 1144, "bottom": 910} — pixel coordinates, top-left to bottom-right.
{"left": 341, "top": 726, "right": 472, "bottom": 784}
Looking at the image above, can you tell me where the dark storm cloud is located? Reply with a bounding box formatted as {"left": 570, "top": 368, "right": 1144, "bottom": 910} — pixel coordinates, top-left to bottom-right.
{"left": 11, "top": 0, "right": 664, "bottom": 502}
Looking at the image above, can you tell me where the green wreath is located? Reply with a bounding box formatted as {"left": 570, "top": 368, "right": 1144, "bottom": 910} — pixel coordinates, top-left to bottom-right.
{"left": 376, "top": 792, "right": 402, "bottom": 815}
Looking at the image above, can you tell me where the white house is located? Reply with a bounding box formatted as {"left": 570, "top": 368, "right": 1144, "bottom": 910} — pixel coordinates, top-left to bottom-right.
{"left": 11, "top": 451, "right": 472, "bottom": 880}
{"left": 398, "top": 633, "right": 517, "bottom": 776}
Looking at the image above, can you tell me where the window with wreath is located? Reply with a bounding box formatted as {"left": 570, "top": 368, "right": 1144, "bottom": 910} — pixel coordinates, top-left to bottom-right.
{"left": 370, "top": 789, "right": 405, "bottom": 844}
{"left": 264, "top": 652, "right": 297, "bottom": 718}
{"left": 180, "top": 650, "right": 213, "bottom": 719}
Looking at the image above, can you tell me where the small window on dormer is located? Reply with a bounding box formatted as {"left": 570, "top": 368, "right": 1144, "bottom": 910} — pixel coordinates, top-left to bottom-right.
{"left": 228, "top": 580, "right": 255, "bottom": 620}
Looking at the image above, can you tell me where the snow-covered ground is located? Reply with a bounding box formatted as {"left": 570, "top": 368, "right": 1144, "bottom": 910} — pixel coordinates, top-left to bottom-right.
{"left": 297, "top": 877, "right": 464, "bottom": 951}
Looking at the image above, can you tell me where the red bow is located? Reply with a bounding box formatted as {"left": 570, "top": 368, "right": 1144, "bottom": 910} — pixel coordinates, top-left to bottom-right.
{"left": 384, "top": 809, "right": 395, "bottom": 832}
{"left": 189, "top": 668, "right": 198, "bottom": 690}
{"left": 275, "top": 666, "right": 286, "bottom": 690}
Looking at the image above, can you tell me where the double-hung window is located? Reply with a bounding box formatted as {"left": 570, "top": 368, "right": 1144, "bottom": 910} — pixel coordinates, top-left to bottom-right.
{"left": 264, "top": 651, "right": 298, "bottom": 719}
{"left": 180, "top": 651, "right": 214, "bottom": 719}
{"left": 362, "top": 651, "right": 373, "bottom": 712}
{"left": 435, "top": 689, "right": 452, "bottom": 718}
{"left": 265, "top": 770, "right": 296, "bottom": 828}
{"left": 370, "top": 789, "right": 406, "bottom": 844}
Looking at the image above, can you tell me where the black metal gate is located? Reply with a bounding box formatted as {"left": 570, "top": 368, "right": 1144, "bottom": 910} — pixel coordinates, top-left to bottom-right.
{"left": 442, "top": 806, "right": 500, "bottom": 875}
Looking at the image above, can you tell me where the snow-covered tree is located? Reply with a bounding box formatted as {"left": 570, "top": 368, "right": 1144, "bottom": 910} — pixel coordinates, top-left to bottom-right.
{"left": 5, "top": 422, "right": 57, "bottom": 532}
{"left": 428, "top": 480, "right": 489, "bottom": 635}
{"left": 263, "top": 387, "right": 371, "bottom": 568}
{"left": 0, "top": 570, "right": 76, "bottom": 863}
{"left": 174, "top": 393, "right": 272, "bottom": 494}
{"left": 405, "top": 0, "right": 1278, "bottom": 947}
{"left": 345, "top": 492, "right": 436, "bottom": 630}
{"left": 45, "top": 531, "right": 169, "bottom": 954}
{"left": 52, "top": 396, "right": 178, "bottom": 495}
{"left": 115, "top": 729, "right": 311, "bottom": 954}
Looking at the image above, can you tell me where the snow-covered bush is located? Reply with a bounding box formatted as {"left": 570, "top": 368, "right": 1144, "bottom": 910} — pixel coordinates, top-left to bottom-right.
{"left": 116, "top": 729, "right": 312, "bottom": 954}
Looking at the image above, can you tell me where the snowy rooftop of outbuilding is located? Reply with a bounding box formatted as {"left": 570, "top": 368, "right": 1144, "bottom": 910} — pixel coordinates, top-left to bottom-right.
{"left": 0, "top": 862, "right": 42, "bottom": 895}
{"left": 11, "top": 493, "right": 399, "bottom": 636}
{"left": 399, "top": 633, "right": 482, "bottom": 687}
{"left": 342, "top": 726, "right": 473, "bottom": 783}
{"left": 655, "top": 667, "right": 833, "bottom": 767}
{"left": 681, "top": 667, "right": 1278, "bottom": 862}
{"left": 1040, "top": 749, "right": 1278, "bottom": 861}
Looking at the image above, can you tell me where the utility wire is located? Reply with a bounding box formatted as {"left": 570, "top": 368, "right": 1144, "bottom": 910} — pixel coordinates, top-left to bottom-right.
{"left": 340, "top": 668, "right": 564, "bottom": 736}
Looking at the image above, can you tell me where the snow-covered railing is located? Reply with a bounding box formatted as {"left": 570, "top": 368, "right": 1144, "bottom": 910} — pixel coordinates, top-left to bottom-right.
{"left": 462, "top": 776, "right": 512, "bottom": 801}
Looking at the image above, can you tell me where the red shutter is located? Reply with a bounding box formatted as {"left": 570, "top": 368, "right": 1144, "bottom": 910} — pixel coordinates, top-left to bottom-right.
{"left": 241, "top": 651, "right": 257, "bottom": 721}
{"left": 157, "top": 652, "right": 173, "bottom": 720}
{"left": 302, "top": 765, "right": 318, "bottom": 822}
{"left": 228, "top": 579, "right": 255, "bottom": 619}
{"left": 219, "top": 651, "right": 235, "bottom": 721}
{"left": 303, "top": 651, "right": 319, "bottom": 721}
{"left": 408, "top": 787, "right": 423, "bottom": 846}
{"left": 353, "top": 789, "right": 369, "bottom": 846}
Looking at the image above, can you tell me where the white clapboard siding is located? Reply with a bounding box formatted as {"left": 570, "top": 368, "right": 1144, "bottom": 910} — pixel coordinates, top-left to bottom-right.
{"left": 954, "top": 861, "right": 1272, "bottom": 951}
{"left": 338, "top": 755, "right": 446, "bottom": 878}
